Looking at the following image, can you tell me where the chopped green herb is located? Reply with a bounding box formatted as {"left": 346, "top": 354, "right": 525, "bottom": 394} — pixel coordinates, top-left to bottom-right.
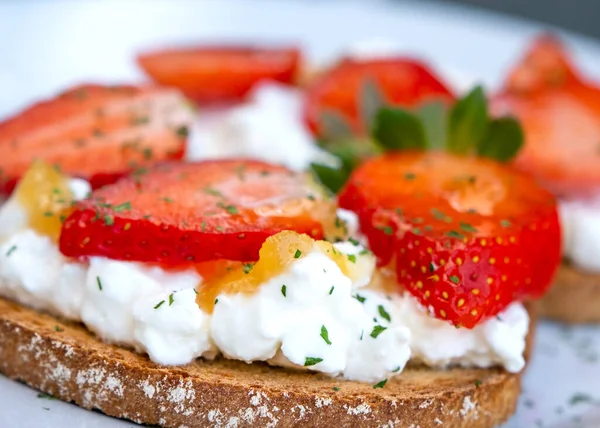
{"left": 175, "top": 126, "right": 189, "bottom": 138}
{"left": 96, "top": 276, "right": 103, "bottom": 291}
{"left": 154, "top": 300, "right": 165, "bottom": 309}
{"left": 347, "top": 254, "right": 357, "bottom": 264}
{"left": 500, "top": 219, "right": 512, "bottom": 228}
{"left": 113, "top": 202, "right": 132, "bottom": 212}
{"left": 243, "top": 263, "right": 254, "bottom": 274}
{"left": 54, "top": 325, "right": 64, "bottom": 332}
{"left": 43, "top": 211, "right": 53, "bottom": 217}
{"left": 142, "top": 147, "right": 153, "bottom": 160}
{"left": 168, "top": 293, "right": 175, "bottom": 306}
{"left": 214, "top": 298, "right": 219, "bottom": 305}
{"left": 359, "top": 248, "right": 371, "bottom": 255}
{"left": 429, "top": 262, "right": 435, "bottom": 273}
{"left": 373, "top": 379, "right": 387, "bottom": 389}
{"left": 348, "top": 237, "right": 360, "bottom": 246}
{"left": 37, "top": 392, "right": 56, "bottom": 400}
{"left": 431, "top": 208, "right": 446, "bottom": 220}
{"left": 294, "top": 249, "right": 302, "bottom": 259}
{"left": 412, "top": 217, "right": 424, "bottom": 224}
{"left": 370, "top": 325, "right": 387, "bottom": 338}
{"left": 329, "top": 286, "right": 334, "bottom": 295}
{"left": 333, "top": 387, "right": 340, "bottom": 392}
{"left": 103, "top": 214, "right": 114, "bottom": 226}
{"left": 392, "top": 366, "right": 401, "bottom": 373}
{"left": 378, "top": 305, "right": 391, "bottom": 322}
{"left": 203, "top": 187, "right": 223, "bottom": 197}
{"left": 281, "top": 285, "right": 287, "bottom": 297}
{"left": 404, "top": 172, "right": 416, "bottom": 180}
{"left": 5, "top": 245, "right": 17, "bottom": 257}
{"left": 307, "top": 194, "right": 316, "bottom": 201}
{"left": 459, "top": 222, "right": 478, "bottom": 233}
{"left": 304, "top": 357, "right": 323, "bottom": 367}
{"left": 446, "top": 230, "right": 464, "bottom": 239}
{"left": 320, "top": 325, "right": 332, "bottom": 345}
{"left": 201, "top": 221, "right": 207, "bottom": 232}
{"left": 569, "top": 393, "right": 593, "bottom": 406}
{"left": 161, "top": 197, "right": 174, "bottom": 203}
{"left": 411, "top": 227, "right": 421, "bottom": 235}
{"left": 225, "top": 205, "right": 238, "bottom": 214}
{"left": 449, "top": 275, "right": 460, "bottom": 284}
{"left": 377, "top": 226, "right": 393, "bottom": 235}
{"left": 354, "top": 294, "right": 366, "bottom": 303}
{"left": 474, "top": 379, "right": 482, "bottom": 388}
{"left": 395, "top": 208, "right": 403, "bottom": 216}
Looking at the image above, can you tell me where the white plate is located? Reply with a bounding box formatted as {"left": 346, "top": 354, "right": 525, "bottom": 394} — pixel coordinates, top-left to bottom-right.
{"left": 1, "top": 0, "right": 600, "bottom": 427}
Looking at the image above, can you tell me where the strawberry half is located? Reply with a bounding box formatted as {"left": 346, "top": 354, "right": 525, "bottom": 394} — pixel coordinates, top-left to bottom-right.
{"left": 59, "top": 160, "right": 334, "bottom": 266}
{"left": 137, "top": 46, "right": 301, "bottom": 103}
{"left": 0, "top": 84, "right": 193, "bottom": 194}
{"left": 303, "top": 58, "right": 454, "bottom": 136}
{"left": 494, "top": 34, "right": 600, "bottom": 196}
{"left": 339, "top": 152, "right": 561, "bottom": 328}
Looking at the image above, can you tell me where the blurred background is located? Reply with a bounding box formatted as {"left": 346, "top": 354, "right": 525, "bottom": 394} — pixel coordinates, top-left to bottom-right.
{"left": 441, "top": 0, "right": 600, "bottom": 40}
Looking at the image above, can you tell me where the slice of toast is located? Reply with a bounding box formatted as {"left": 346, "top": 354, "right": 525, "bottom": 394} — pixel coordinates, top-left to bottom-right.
{"left": 536, "top": 261, "right": 600, "bottom": 323}
{"left": 0, "top": 297, "right": 531, "bottom": 428}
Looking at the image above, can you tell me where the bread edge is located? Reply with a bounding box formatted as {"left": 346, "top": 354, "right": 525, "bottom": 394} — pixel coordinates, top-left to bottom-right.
{"left": 0, "top": 297, "right": 529, "bottom": 428}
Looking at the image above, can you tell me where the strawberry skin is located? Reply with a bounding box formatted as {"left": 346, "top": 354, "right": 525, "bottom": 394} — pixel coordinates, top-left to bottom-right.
{"left": 59, "top": 160, "right": 333, "bottom": 266}
{"left": 339, "top": 152, "right": 561, "bottom": 327}
{"left": 304, "top": 58, "right": 454, "bottom": 135}
{"left": 494, "top": 34, "right": 600, "bottom": 196}
{"left": 0, "top": 84, "right": 193, "bottom": 194}
{"left": 137, "top": 46, "right": 301, "bottom": 103}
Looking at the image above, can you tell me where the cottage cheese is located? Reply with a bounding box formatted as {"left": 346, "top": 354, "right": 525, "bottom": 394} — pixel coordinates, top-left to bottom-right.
{"left": 0, "top": 188, "right": 529, "bottom": 382}
{"left": 559, "top": 194, "right": 600, "bottom": 272}
{"left": 186, "top": 82, "right": 338, "bottom": 171}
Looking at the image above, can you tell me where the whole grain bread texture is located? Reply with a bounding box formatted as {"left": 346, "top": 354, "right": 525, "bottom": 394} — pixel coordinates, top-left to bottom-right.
{"left": 0, "top": 297, "right": 532, "bottom": 428}
{"left": 537, "top": 261, "right": 600, "bottom": 323}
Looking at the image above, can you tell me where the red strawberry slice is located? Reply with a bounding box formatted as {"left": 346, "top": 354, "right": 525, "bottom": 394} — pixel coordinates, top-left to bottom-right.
{"left": 137, "top": 46, "right": 301, "bottom": 103}
{"left": 339, "top": 152, "right": 560, "bottom": 328}
{"left": 494, "top": 34, "right": 600, "bottom": 196}
{"left": 59, "top": 160, "right": 333, "bottom": 266}
{"left": 303, "top": 58, "right": 454, "bottom": 136}
{"left": 0, "top": 84, "right": 193, "bottom": 194}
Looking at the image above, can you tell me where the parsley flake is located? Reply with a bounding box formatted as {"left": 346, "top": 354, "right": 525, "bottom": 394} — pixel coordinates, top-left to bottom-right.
{"left": 154, "top": 300, "right": 165, "bottom": 310}
{"left": 203, "top": 187, "right": 223, "bottom": 197}
{"left": 96, "top": 276, "right": 103, "bottom": 291}
{"left": 103, "top": 215, "right": 114, "bottom": 226}
{"left": 348, "top": 237, "right": 360, "bottom": 246}
{"left": 446, "top": 230, "right": 464, "bottom": 239}
{"left": 347, "top": 254, "right": 357, "bottom": 264}
{"left": 294, "top": 249, "right": 302, "bottom": 259}
{"left": 320, "top": 325, "right": 332, "bottom": 345}
{"left": 168, "top": 293, "right": 175, "bottom": 306}
{"left": 378, "top": 305, "right": 391, "bottom": 322}
{"left": 500, "top": 219, "right": 512, "bottom": 228}
{"left": 54, "top": 325, "right": 64, "bottom": 332}
{"left": 392, "top": 366, "right": 401, "bottom": 373}
{"left": 281, "top": 284, "right": 287, "bottom": 297}
{"left": 329, "top": 286, "right": 334, "bottom": 295}
{"left": 377, "top": 226, "right": 393, "bottom": 235}
{"left": 404, "top": 172, "right": 416, "bottom": 180}
{"left": 373, "top": 379, "right": 388, "bottom": 389}
{"left": 6, "top": 245, "right": 17, "bottom": 257}
{"left": 449, "top": 275, "right": 460, "bottom": 284}
{"left": 243, "top": 263, "right": 254, "bottom": 274}
{"left": 354, "top": 294, "right": 366, "bottom": 303}
{"left": 304, "top": 357, "right": 323, "bottom": 367}
{"left": 459, "top": 222, "right": 478, "bottom": 233}
{"left": 474, "top": 379, "right": 482, "bottom": 388}
{"left": 370, "top": 325, "right": 387, "bottom": 338}
{"left": 333, "top": 387, "right": 340, "bottom": 392}
{"left": 113, "top": 202, "right": 132, "bottom": 212}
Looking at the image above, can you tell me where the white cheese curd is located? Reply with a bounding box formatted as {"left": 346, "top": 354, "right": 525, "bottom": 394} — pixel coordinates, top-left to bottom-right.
{"left": 393, "top": 295, "right": 529, "bottom": 373}
{"left": 133, "top": 288, "right": 214, "bottom": 365}
{"left": 0, "top": 230, "right": 86, "bottom": 320}
{"left": 559, "top": 195, "right": 600, "bottom": 272}
{"left": 186, "top": 82, "right": 338, "bottom": 171}
{"left": 210, "top": 250, "right": 411, "bottom": 382}
{"left": 82, "top": 257, "right": 201, "bottom": 346}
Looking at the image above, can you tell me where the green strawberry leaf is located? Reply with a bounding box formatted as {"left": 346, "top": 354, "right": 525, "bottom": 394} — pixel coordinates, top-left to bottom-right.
{"left": 318, "top": 109, "right": 354, "bottom": 141}
{"left": 359, "top": 78, "right": 386, "bottom": 133}
{"left": 415, "top": 101, "right": 448, "bottom": 150}
{"left": 310, "top": 163, "right": 350, "bottom": 194}
{"left": 478, "top": 116, "right": 524, "bottom": 162}
{"left": 447, "top": 86, "right": 488, "bottom": 155}
{"left": 372, "top": 107, "right": 426, "bottom": 151}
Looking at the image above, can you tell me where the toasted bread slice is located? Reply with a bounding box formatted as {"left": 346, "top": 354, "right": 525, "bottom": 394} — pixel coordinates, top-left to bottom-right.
{"left": 0, "top": 297, "right": 531, "bottom": 428}
{"left": 537, "top": 261, "right": 600, "bottom": 323}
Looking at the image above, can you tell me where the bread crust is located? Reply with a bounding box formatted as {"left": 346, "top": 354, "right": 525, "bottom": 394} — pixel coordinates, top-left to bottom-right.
{"left": 0, "top": 297, "right": 525, "bottom": 428}
{"left": 537, "top": 261, "right": 600, "bottom": 323}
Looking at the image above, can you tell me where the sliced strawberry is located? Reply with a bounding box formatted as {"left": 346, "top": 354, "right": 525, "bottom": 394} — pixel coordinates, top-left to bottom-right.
{"left": 0, "top": 84, "right": 193, "bottom": 194}
{"left": 304, "top": 58, "right": 454, "bottom": 135}
{"left": 137, "top": 46, "right": 301, "bottom": 103}
{"left": 339, "top": 152, "right": 560, "bottom": 327}
{"left": 59, "top": 160, "right": 334, "bottom": 266}
{"left": 494, "top": 35, "right": 600, "bottom": 196}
